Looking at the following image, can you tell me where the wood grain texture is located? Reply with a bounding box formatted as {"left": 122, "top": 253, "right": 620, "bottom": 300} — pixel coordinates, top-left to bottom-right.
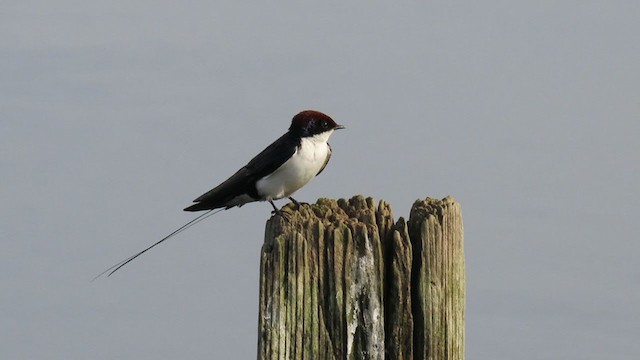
{"left": 257, "top": 195, "right": 464, "bottom": 360}
{"left": 409, "top": 196, "right": 465, "bottom": 360}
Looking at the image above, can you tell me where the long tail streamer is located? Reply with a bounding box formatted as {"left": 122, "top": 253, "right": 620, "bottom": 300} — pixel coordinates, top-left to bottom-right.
{"left": 92, "top": 208, "right": 224, "bottom": 280}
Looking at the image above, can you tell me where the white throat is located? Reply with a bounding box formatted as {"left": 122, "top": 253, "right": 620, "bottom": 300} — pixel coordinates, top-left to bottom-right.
{"left": 307, "top": 129, "right": 334, "bottom": 144}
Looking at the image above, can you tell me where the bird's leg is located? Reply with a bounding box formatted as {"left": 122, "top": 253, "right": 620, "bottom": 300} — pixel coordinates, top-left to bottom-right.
{"left": 288, "top": 197, "right": 308, "bottom": 209}
{"left": 288, "top": 197, "right": 301, "bottom": 208}
{"left": 269, "top": 200, "right": 279, "bottom": 213}
{"left": 269, "top": 200, "right": 291, "bottom": 220}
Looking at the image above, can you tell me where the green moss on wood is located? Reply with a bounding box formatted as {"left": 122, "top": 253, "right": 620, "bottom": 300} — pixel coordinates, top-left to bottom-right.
{"left": 257, "top": 195, "right": 464, "bottom": 360}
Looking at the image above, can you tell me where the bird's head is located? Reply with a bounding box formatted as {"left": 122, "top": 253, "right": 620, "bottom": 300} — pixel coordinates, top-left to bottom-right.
{"left": 289, "top": 110, "right": 345, "bottom": 137}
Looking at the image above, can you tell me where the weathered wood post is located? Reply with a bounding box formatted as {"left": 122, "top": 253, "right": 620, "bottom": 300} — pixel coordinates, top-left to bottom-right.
{"left": 257, "top": 195, "right": 465, "bottom": 360}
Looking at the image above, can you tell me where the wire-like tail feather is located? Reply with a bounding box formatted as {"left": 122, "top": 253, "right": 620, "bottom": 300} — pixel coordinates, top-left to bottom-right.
{"left": 92, "top": 208, "right": 224, "bottom": 280}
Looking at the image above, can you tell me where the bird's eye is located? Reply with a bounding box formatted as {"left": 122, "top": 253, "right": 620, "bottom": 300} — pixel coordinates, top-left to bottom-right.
{"left": 321, "top": 121, "right": 329, "bottom": 128}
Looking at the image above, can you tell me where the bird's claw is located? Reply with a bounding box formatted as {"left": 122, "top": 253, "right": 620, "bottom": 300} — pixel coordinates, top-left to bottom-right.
{"left": 288, "top": 197, "right": 308, "bottom": 210}
{"left": 272, "top": 208, "right": 292, "bottom": 221}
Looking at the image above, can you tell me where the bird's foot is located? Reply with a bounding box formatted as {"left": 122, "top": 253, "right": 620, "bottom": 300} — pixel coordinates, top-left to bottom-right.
{"left": 269, "top": 200, "right": 292, "bottom": 221}
{"left": 271, "top": 208, "right": 292, "bottom": 221}
{"left": 288, "top": 197, "right": 308, "bottom": 210}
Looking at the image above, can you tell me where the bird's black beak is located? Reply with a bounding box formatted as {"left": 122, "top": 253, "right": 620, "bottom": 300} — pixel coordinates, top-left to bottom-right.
{"left": 335, "top": 124, "right": 346, "bottom": 130}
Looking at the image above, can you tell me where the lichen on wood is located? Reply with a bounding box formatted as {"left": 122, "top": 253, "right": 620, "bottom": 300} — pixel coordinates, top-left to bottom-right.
{"left": 409, "top": 196, "right": 465, "bottom": 360}
{"left": 257, "top": 195, "right": 464, "bottom": 360}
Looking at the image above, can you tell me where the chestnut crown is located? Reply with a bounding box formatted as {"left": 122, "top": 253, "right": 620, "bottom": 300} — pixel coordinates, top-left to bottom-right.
{"left": 289, "top": 110, "right": 344, "bottom": 136}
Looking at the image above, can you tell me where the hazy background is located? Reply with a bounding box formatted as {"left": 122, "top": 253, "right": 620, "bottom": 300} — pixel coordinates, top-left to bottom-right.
{"left": 2, "top": 1, "right": 639, "bottom": 359}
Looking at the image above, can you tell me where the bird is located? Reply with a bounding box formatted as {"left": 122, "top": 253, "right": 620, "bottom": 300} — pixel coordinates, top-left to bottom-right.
{"left": 95, "top": 110, "right": 344, "bottom": 278}
{"left": 184, "top": 110, "right": 344, "bottom": 213}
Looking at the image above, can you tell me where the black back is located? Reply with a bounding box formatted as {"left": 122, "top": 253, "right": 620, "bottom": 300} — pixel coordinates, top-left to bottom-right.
{"left": 184, "top": 132, "right": 300, "bottom": 211}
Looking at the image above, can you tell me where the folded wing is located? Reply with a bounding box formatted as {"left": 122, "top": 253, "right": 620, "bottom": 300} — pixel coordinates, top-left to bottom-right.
{"left": 184, "top": 132, "right": 299, "bottom": 211}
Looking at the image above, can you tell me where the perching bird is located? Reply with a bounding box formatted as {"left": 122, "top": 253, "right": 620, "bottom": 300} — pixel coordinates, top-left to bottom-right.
{"left": 96, "top": 110, "right": 344, "bottom": 278}
{"left": 184, "top": 110, "right": 344, "bottom": 212}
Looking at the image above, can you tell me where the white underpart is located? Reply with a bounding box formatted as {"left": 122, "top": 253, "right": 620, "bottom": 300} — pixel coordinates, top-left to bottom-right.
{"left": 256, "top": 130, "right": 333, "bottom": 200}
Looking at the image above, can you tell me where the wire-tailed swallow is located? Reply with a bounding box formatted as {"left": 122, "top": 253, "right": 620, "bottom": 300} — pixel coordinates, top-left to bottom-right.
{"left": 95, "top": 110, "right": 344, "bottom": 278}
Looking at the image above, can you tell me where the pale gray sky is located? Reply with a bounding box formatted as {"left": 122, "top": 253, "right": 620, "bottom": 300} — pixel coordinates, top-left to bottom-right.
{"left": 2, "top": 1, "right": 639, "bottom": 359}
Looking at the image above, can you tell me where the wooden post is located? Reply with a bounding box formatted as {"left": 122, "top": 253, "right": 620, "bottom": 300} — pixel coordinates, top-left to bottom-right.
{"left": 257, "top": 195, "right": 464, "bottom": 360}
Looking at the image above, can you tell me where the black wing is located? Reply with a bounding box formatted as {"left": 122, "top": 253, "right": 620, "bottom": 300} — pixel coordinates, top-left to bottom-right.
{"left": 184, "top": 132, "right": 299, "bottom": 211}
